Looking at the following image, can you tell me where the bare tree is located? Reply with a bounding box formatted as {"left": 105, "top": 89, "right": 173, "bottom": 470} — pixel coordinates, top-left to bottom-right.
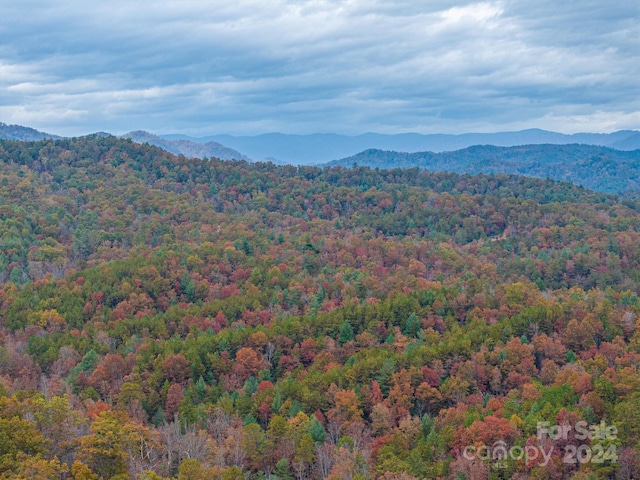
{"left": 206, "top": 407, "right": 233, "bottom": 441}
{"left": 158, "top": 418, "right": 182, "bottom": 474}
{"left": 265, "top": 341, "right": 276, "bottom": 366}
{"left": 157, "top": 416, "right": 211, "bottom": 475}
{"left": 127, "top": 434, "right": 162, "bottom": 477}
{"left": 225, "top": 426, "right": 246, "bottom": 469}
{"left": 179, "top": 423, "right": 210, "bottom": 461}
{"left": 326, "top": 419, "right": 341, "bottom": 445}
{"left": 315, "top": 444, "right": 334, "bottom": 479}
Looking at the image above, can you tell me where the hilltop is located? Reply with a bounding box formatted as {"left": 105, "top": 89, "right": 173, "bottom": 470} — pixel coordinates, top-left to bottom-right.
{"left": 122, "top": 130, "right": 251, "bottom": 161}
{"left": 0, "top": 122, "right": 62, "bottom": 141}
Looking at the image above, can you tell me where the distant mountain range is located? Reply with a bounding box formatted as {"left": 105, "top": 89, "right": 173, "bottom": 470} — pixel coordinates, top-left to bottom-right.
{"left": 0, "top": 124, "right": 249, "bottom": 161}
{"left": 327, "top": 144, "right": 640, "bottom": 195}
{"left": 1, "top": 123, "right": 639, "bottom": 194}
{"left": 0, "top": 122, "right": 61, "bottom": 141}
{"left": 121, "top": 130, "right": 250, "bottom": 161}
{"left": 163, "top": 129, "right": 640, "bottom": 164}
{"left": 2, "top": 122, "right": 639, "bottom": 164}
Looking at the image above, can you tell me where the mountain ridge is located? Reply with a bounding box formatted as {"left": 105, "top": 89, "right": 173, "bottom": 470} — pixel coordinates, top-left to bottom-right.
{"left": 0, "top": 124, "right": 252, "bottom": 161}
{"left": 0, "top": 122, "right": 62, "bottom": 141}
{"left": 2, "top": 122, "right": 639, "bottom": 169}
{"left": 161, "top": 129, "right": 640, "bottom": 164}
{"left": 327, "top": 143, "right": 640, "bottom": 195}
{"left": 121, "top": 130, "right": 251, "bottom": 161}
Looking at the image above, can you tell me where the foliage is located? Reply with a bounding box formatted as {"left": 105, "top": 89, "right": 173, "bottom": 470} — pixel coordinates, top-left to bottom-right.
{"left": 0, "top": 136, "right": 639, "bottom": 478}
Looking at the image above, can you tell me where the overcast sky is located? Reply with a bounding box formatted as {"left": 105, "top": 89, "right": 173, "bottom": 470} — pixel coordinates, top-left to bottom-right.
{"left": 1, "top": 1, "right": 639, "bottom": 136}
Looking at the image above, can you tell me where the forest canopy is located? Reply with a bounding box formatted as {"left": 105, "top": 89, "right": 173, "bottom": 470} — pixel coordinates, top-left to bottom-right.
{"left": 0, "top": 136, "right": 639, "bottom": 479}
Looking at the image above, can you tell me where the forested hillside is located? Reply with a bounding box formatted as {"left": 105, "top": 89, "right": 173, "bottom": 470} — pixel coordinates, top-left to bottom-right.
{"left": 1, "top": 136, "right": 639, "bottom": 479}
{"left": 0, "top": 122, "right": 61, "bottom": 141}
{"left": 329, "top": 145, "right": 640, "bottom": 195}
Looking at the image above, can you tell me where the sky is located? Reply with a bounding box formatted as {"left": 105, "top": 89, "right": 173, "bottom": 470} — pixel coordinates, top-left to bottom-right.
{"left": 1, "top": 1, "right": 639, "bottom": 137}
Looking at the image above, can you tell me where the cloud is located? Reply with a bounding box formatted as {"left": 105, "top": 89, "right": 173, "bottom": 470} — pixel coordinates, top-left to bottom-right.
{"left": 1, "top": 0, "right": 638, "bottom": 135}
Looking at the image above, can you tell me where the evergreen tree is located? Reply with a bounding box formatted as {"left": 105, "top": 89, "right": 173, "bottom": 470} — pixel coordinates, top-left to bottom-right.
{"left": 309, "top": 417, "right": 326, "bottom": 444}
{"left": 273, "top": 458, "right": 293, "bottom": 480}
{"left": 403, "top": 313, "right": 421, "bottom": 337}
{"left": 339, "top": 320, "right": 355, "bottom": 344}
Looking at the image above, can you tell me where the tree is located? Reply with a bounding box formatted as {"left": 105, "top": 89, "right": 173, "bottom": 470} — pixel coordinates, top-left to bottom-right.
{"left": 29, "top": 394, "right": 82, "bottom": 463}
{"left": 292, "top": 433, "right": 315, "bottom": 479}
{"left": 71, "top": 460, "right": 99, "bottom": 480}
{"left": 615, "top": 392, "right": 640, "bottom": 449}
{"left": 9, "top": 266, "right": 22, "bottom": 285}
{"left": 274, "top": 458, "right": 294, "bottom": 480}
{"left": 0, "top": 404, "right": 46, "bottom": 474}
{"left": 415, "top": 382, "right": 442, "bottom": 417}
{"left": 328, "top": 389, "right": 363, "bottom": 427}
{"left": 243, "top": 423, "right": 268, "bottom": 472}
{"left": 233, "top": 347, "right": 262, "bottom": 382}
{"left": 439, "top": 376, "right": 470, "bottom": 404}
{"left": 178, "top": 458, "right": 208, "bottom": 480}
{"left": 299, "top": 338, "right": 317, "bottom": 365}
{"left": 162, "top": 354, "right": 191, "bottom": 385}
{"left": 403, "top": 313, "right": 421, "bottom": 337}
{"left": 309, "top": 417, "right": 326, "bottom": 444}
{"left": 88, "top": 353, "right": 127, "bottom": 399}
{"left": 385, "top": 370, "right": 414, "bottom": 423}
{"left": 8, "top": 453, "right": 69, "bottom": 479}
{"left": 166, "top": 383, "right": 185, "bottom": 419}
{"left": 78, "top": 411, "right": 156, "bottom": 479}
{"left": 377, "top": 359, "right": 396, "bottom": 396}
{"left": 339, "top": 320, "right": 355, "bottom": 345}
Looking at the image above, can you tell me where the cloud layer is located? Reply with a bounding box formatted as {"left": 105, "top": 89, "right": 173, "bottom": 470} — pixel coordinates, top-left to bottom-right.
{"left": 1, "top": 0, "right": 638, "bottom": 135}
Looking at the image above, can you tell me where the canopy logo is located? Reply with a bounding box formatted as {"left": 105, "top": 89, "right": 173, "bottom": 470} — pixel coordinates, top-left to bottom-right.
{"left": 462, "top": 421, "right": 618, "bottom": 467}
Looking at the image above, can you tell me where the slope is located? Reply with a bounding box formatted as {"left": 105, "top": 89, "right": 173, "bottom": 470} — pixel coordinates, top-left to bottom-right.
{"left": 122, "top": 130, "right": 251, "bottom": 161}
{"left": 328, "top": 144, "right": 640, "bottom": 195}
{"left": 1, "top": 136, "right": 639, "bottom": 479}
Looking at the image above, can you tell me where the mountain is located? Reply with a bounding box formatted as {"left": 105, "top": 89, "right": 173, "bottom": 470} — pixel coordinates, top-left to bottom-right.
{"left": 327, "top": 144, "right": 640, "bottom": 195}
{"left": 0, "top": 124, "right": 251, "bottom": 161}
{"left": 122, "top": 130, "right": 251, "bottom": 161}
{"left": 0, "top": 122, "right": 61, "bottom": 141}
{"left": 4, "top": 123, "right": 639, "bottom": 165}
{"left": 611, "top": 131, "right": 640, "bottom": 151}
{"left": 162, "top": 129, "right": 640, "bottom": 164}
